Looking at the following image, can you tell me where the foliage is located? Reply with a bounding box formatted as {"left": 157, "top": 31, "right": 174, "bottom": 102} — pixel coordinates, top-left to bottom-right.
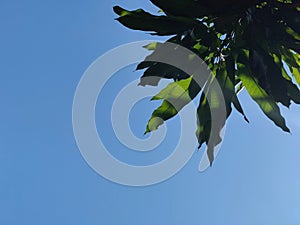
{"left": 113, "top": 0, "right": 300, "bottom": 165}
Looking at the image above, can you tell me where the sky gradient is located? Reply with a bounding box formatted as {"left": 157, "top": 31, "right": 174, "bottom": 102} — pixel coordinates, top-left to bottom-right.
{"left": 1, "top": 1, "right": 300, "bottom": 224}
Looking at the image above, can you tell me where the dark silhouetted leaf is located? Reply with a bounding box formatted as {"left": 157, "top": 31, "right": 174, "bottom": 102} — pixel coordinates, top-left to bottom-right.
{"left": 237, "top": 52, "right": 290, "bottom": 132}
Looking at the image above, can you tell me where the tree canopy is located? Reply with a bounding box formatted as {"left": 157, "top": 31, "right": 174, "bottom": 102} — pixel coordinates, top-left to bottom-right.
{"left": 113, "top": 0, "right": 300, "bottom": 165}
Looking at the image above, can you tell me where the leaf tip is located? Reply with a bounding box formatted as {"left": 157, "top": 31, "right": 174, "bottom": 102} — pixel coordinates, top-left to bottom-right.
{"left": 138, "top": 81, "right": 146, "bottom": 87}
{"left": 144, "top": 128, "right": 150, "bottom": 135}
{"left": 112, "top": 6, "right": 122, "bottom": 14}
{"left": 244, "top": 116, "right": 250, "bottom": 123}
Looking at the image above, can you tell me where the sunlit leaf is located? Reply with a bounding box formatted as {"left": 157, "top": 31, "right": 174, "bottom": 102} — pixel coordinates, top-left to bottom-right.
{"left": 113, "top": 0, "right": 300, "bottom": 166}
{"left": 237, "top": 52, "right": 290, "bottom": 132}
{"left": 145, "top": 77, "right": 201, "bottom": 133}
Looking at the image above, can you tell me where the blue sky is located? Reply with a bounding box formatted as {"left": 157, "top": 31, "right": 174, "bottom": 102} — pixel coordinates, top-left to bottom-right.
{"left": 1, "top": 1, "right": 300, "bottom": 224}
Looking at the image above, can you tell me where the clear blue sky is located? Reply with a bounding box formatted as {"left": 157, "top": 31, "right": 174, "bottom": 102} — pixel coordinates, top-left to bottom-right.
{"left": 1, "top": 1, "right": 300, "bottom": 224}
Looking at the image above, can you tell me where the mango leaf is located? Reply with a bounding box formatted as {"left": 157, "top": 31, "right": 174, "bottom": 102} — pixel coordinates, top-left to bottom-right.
{"left": 237, "top": 52, "right": 290, "bottom": 132}
{"left": 249, "top": 48, "right": 291, "bottom": 107}
{"left": 113, "top": 0, "right": 300, "bottom": 168}
{"left": 292, "top": 67, "right": 300, "bottom": 86}
{"left": 196, "top": 61, "right": 237, "bottom": 165}
{"left": 285, "top": 80, "right": 300, "bottom": 104}
{"left": 196, "top": 92, "right": 212, "bottom": 161}
{"left": 150, "top": 0, "right": 254, "bottom": 18}
{"left": 196, "top": 92, "right": 211, "bottom": 148}
{"left": 281, "top": 49, "right": 300, "bottom": 86}
{"left": 225, "top": 54, "right": 249, "bottom": 122}
{"left": 149, "top": 0, "right": 209, "bottom": 18}
{"left": 138, "top": 62, "right": 189, "bottom": 86}
{"left": 113, "top": 6, "right": 200, "bottom": 36}
{"left": 145, "top": 76, "right": 201, "bottom": 133}
{"left": 278, "top": 7, "right": 300, "bottom": 37}
{"left": 136, "top": 37, "right": 200, "bottom": 86}
{"left": 232, "top": 94, "right": 249, "bottom": 123}
{"left": 217, "top": 63, "right": 234, "bottom": 116}
{"left": 145, "top": 100, "right": 177, "bottom": 133}
{"left": 272, "top": 51, "right": 300, "bottom": 104}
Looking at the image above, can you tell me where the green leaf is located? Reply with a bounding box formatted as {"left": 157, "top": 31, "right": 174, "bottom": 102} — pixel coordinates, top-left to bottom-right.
{"left": 145, "top": 77, "right": 201, "bottom": 133}
{"left": 138, "top": 62, "right": 189, "bottom": 86}
{"left": 281, "top": 50, "right": 300, "bottom": 86}
{"left": 278, "top": 7, "right": 300, "bottom": 38}
{"left": 292, "top": 67, "right": 300, "bottom": 86}
{"left": 149, "top": 0, "right": 209, "bottom": 18}
{"left": 136, "top": 37, "right": 202, "bottom": 86}
{"left": 217, "top": 62, "right": 234, "bottom": 116}
{"left": 113, "top": 6, "right": 200, "bottom": 36}
{"left": 285, "top": 80, "right": 300, "bottom": 104}
{"left": 237, "top": 53, "right": 290, "bottom": 132}
{"left": 232, "top": 94, "right": 249, "bottom": 123}
{"left": 112, "top": 0, "right": 300, "bottom": 168}
{"left": 145, "top": 100, "right": 177, "bottom": 134}
{"left": 143, "top": 42, "right": 161, "bottom": 51}
{"left": 196, "top": 64, "right": 235, "bottom": 166}
{"left": 196, "top": 92, "right": 211, "bottom": 149}
{"left": 196, "top": 84, "right": 224, "bottom": 166}
{"left": 249, "top": 48, "right": 291, "bottom": 107}
{"left": 151, "top": 76, "right": 199, "bottom": 100}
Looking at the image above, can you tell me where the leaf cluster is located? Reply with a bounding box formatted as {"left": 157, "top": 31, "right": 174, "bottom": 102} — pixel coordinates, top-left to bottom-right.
{"left": 113, "top": 0, "right": 300, "bottom": 165}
